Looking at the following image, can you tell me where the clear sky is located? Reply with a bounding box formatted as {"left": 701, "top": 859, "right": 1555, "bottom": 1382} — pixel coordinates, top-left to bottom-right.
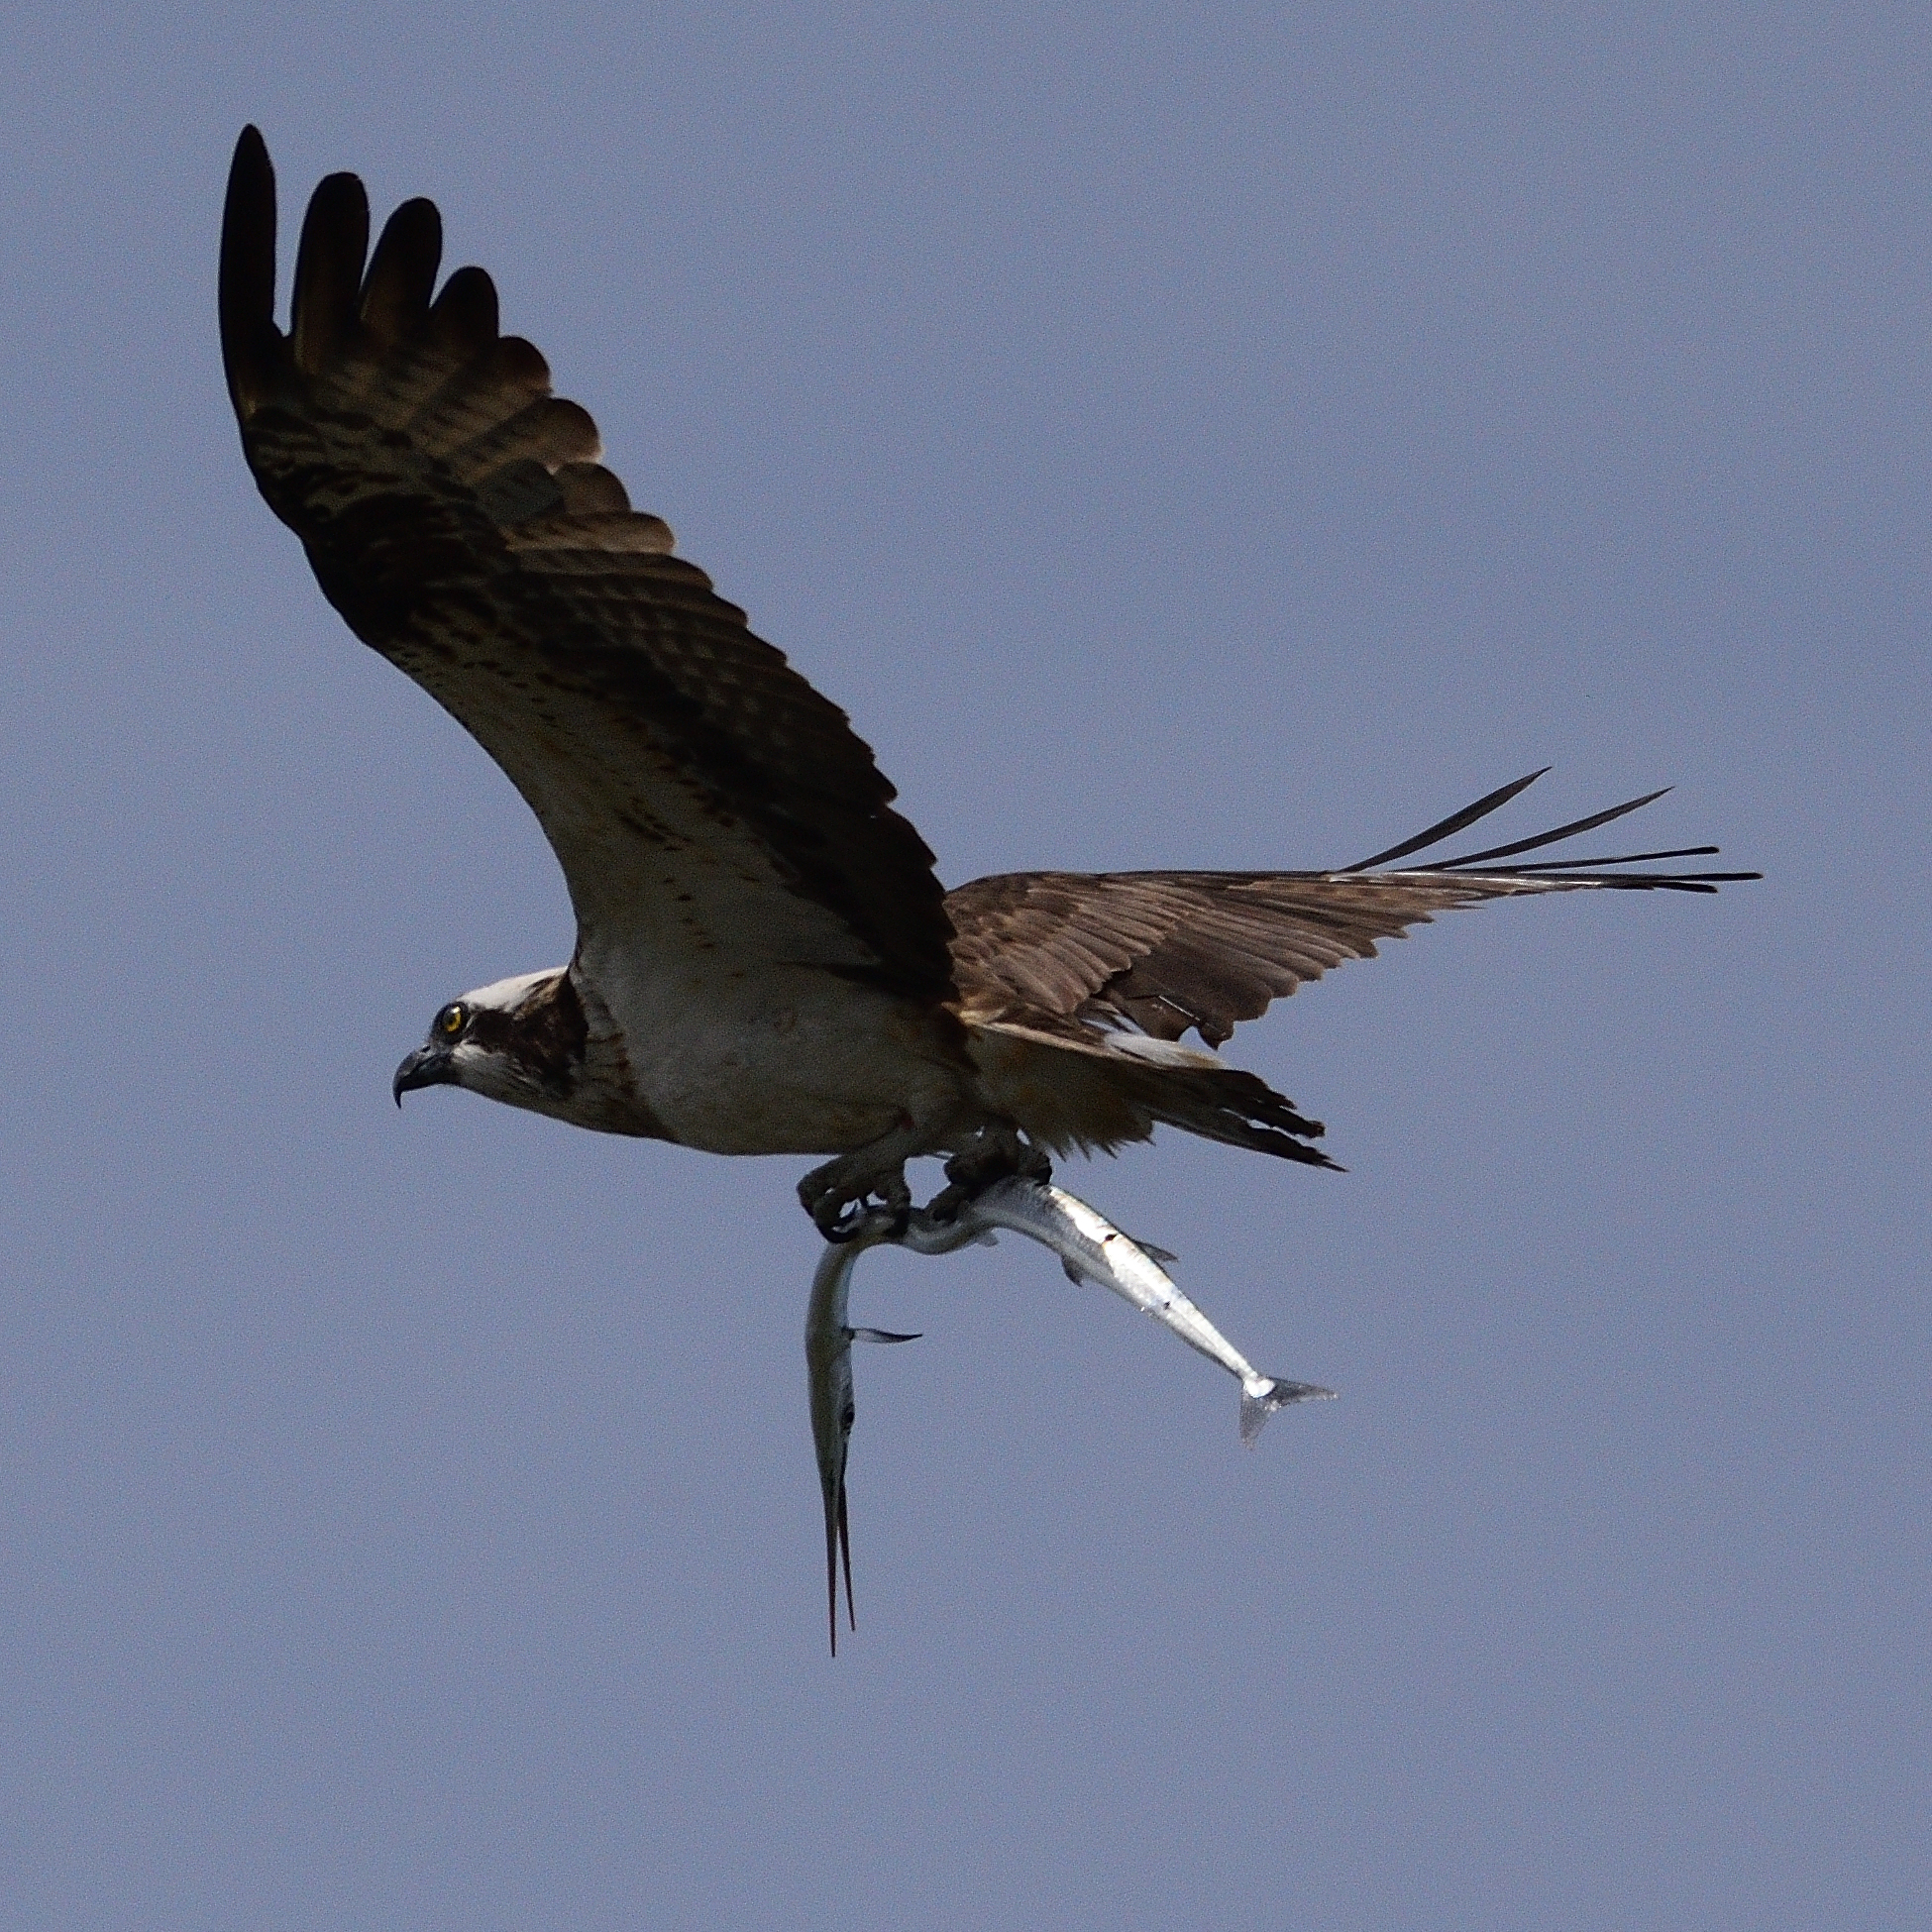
{"left": 4, "top": 5, "right": 1926, "bottom": 1928}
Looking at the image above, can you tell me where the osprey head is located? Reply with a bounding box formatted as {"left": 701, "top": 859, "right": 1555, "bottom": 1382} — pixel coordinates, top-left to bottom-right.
{"left": 392, "top": 969, "right": 586, "bottom": 1118}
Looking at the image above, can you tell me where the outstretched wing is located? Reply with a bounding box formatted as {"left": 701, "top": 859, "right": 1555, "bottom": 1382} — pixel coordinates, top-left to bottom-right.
{"left": 220, "top": 128, "right": 954, "bottom": 1004}
{"left": 946, "top": 773, "right": 1759, "bottom": 1046}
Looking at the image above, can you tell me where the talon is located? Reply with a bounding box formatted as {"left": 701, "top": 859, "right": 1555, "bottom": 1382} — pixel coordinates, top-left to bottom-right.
{"left": 813, "top": 1194, "right": 871, "bottom": 1243}
{"left": 923, "top": 1182, "right": 970, "bottom": 1225}
{"left": 812, "top": 1186, "right": 911, "bottom": 1245}
{"left": 878, "top": 1170, "right": 912, "bottom": 1238}
{"left": 799, "top": 1146, "right": 918, "bottom": 1243}
{"left": 935, "top": 1127, "right": 1051, "bottom": 1211}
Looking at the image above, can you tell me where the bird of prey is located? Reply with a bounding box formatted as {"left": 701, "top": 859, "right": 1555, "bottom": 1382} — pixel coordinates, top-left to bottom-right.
{"left": 219, "top": 128, "right": 1755, "bottom": 1243}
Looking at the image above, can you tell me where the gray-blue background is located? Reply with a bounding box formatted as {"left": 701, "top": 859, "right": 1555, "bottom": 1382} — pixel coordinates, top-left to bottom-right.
{"left": 5, "top": 6, "right": 1924, "bottom": 1927}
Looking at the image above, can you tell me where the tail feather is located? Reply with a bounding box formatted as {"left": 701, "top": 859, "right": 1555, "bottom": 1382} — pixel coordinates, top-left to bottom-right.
{"left": 968, "top": 1019, "right": 1340, "bottom": 1168}
{"left": 1131, "top": 1059, "right": 1341, "bottom": 1169}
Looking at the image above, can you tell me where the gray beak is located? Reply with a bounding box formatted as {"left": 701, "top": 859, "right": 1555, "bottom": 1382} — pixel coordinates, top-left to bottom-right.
{"left": 392, "top": 1042, "right": 458, "bottom": 1106}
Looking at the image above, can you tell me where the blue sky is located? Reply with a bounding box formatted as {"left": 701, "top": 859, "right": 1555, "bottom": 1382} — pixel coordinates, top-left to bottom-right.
{"left": 4, "top": 6, "right": 1926, "bottom": 1927}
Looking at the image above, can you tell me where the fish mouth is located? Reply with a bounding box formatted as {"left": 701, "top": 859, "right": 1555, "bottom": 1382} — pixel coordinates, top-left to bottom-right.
{"left": 392, "top": 1042, "right": 458, "bottom": 1106}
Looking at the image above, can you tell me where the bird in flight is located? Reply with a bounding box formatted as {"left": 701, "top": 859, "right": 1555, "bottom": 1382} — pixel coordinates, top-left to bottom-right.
{"left": 219, "top": 128, "right": 1755, "bottom": 1245}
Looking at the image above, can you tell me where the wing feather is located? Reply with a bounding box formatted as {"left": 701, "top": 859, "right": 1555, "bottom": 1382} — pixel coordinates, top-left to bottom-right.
{"left": 221, "top": 129, "right": 953, "bottom": 1002}
{"left": 357, "top": 196, "right": 441, "bottom": 345}
{"left": 946, "top": 778, "right": 1756, "bottom": 1047}
{"left": 288, "top": 172, "right": 368, "bottom": 376}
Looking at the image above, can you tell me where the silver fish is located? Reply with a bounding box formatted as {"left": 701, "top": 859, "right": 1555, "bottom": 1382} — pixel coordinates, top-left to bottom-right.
{"left": 805, "top": 1178, "right": 1333, "bottom": 1652}
{"left": 936, "top": 1177, "right": 1337, "bottom": 1444}
{"left": 803, "top": 1214, "right": 962, "bottom": 1655}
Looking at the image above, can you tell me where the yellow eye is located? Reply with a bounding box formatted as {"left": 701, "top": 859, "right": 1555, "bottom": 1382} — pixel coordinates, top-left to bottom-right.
{"left": 438, "top": 1004, "right": 467, "bottom": 1037}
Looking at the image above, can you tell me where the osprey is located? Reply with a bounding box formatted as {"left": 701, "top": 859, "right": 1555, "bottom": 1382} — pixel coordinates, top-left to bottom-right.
{"left": 219, "top": 129, "right": 1755, "bottom": 1240}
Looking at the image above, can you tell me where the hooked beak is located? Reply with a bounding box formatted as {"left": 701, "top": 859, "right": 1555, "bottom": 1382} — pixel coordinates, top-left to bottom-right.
{"left": 392, "top": 1042, "right": 458, "bottom": 1107}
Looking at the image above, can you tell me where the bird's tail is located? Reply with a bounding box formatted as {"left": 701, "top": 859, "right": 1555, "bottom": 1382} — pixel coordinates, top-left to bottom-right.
{"left": 1124, "top": 1052, "right": 1342, "bottom": 1170}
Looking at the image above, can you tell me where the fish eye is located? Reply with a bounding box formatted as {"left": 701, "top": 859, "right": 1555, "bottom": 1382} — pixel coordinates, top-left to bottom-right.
{"left": 436, "top": 1003, "right": 468, "bottom": 1038}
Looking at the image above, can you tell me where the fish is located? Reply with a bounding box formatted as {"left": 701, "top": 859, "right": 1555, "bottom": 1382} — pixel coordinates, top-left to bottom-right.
{"left": 804, "top": 1178, "right": 1333, "bottom": 1653}
{"left": 803, "top": 1211, "right": 970, "bottom": 1656}
{"left": 955, "top": 1177, "right": 1338, "bottom": 1444}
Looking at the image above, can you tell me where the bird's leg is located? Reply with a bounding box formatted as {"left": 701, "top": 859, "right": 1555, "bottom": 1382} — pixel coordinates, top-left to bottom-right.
{"left": 923, "top": 1126, "right": 1052, "bottom": 1224}
{"left": 799, "top": 1141, "right": 917, "bottom": 1243}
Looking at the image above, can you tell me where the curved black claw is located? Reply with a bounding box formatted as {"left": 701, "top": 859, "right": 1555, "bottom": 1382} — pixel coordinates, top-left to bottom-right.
{"left": 800, "top": 1146, "right": 917, "bottom": 1245}
{"left": 812, "top": 1191, "right": 912, "bottom": 1245}
{"left": 923, "top": 1181, "right": 971, "bottom": 1227}
{"left": 815, "top": 1198, "right": 872, "bottom": 1244}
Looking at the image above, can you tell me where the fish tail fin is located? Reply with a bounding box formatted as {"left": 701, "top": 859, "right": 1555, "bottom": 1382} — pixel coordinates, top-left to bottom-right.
{"left": 1238, "top": 1375, "right": 1338, "bottom": 1446}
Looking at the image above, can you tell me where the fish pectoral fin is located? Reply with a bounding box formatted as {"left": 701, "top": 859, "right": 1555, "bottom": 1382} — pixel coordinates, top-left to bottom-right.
{"left": 848, "top": 1327, "right": 921, "bottom": 1344}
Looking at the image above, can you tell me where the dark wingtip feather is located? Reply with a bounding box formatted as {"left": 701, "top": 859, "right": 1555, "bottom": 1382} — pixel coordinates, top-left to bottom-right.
{"left": 428, "top": 263, "right": 500, "bottom": 353}
{"left": 290, "top": 169, "right": 371, "bottom": 376}
{"left": 1421, "top": 787, "right": 1672, "bottom": 870}
{"left": 1348, "top": 775, "right": 1759, "bottom": 892}
{"left": 360, "top": 195, "right": 443, "bottom": 344}
{"left": 1344, "top": 770, "right": 1550, "bottom": 872}
{"left": 219, "top": 126, "right": 281, "bottom": 419}
{"left": 1527, "top": 870, "right": 1762, "bottom": 892}
{"left": 1489, "top": 844, "right": 1723, "bottom": 873}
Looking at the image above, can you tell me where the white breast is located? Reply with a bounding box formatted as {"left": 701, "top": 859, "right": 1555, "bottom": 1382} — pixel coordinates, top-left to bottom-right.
{"left": 573, "top": 940, "right": 972, "bottom": 1157}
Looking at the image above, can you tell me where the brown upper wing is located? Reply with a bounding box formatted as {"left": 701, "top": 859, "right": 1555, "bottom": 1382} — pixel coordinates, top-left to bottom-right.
{"left": 945, "top": 779, "right": 1757, "bottom": 1046}
{"left": 220, "top": 129, "right": 954, "bottom": 1003}
{"left": 944, "top": 870, "right": 1538, "bottom": 1044}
